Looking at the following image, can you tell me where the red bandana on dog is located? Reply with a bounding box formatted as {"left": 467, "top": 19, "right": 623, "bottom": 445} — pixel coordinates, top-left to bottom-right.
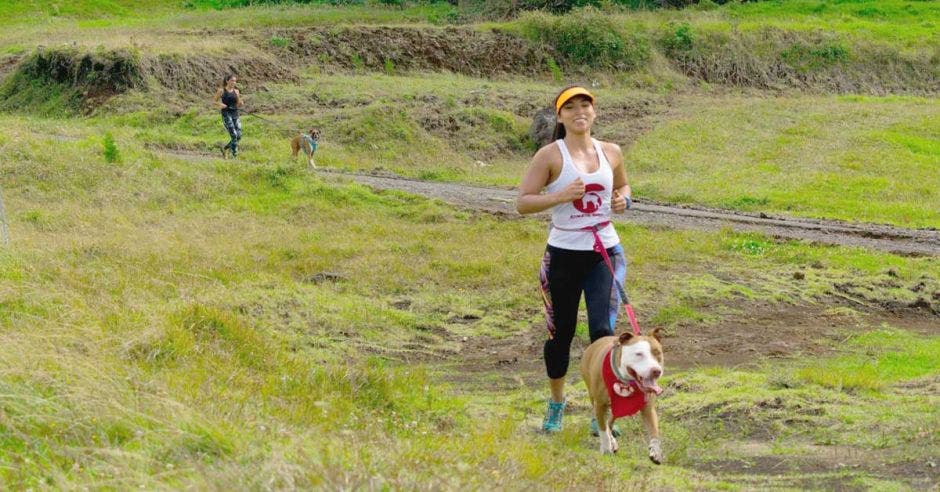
{"left": 602, "top": 348, "right": 647, "bottom": 420}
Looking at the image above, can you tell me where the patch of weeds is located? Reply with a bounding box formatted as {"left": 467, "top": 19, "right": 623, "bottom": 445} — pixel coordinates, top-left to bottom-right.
{"left": 661, "top": 21, "right": 694, "bottom": 56}
{"left": 796, "top": 328, "right": 940, "bottom": 391}
{"left": 780, "top": 42, "right": 850, "bottom": 72}
{"left": 21, "top": 210, "right": 56, "bottom": 231}
{"left": 102, "top": 132, "right": 121, "bottom": 163}
{"left": 723, "top": 235, "right": 773, "bottom": 256}
{"left": 351, "top": 53, "right": 365, "bottom": 71}
{"left": 545, "top": 56, "right": 563, "bottom": 81}
{"left": 269, "top": 35, "right": 289, "bottom": 48}
{"left": 651, "top": 301, "right": 709, "bottom": 328}
{"left": 384, "top": 58, "right": 395, "bottom": 76}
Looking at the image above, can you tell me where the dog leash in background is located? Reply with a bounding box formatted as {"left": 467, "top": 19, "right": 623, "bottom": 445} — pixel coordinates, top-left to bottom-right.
{"left": 552, "top": 221, "right": 641, "bottom": 336}
{"left": 241, "top": 110, "right": 302, "bottom": 135}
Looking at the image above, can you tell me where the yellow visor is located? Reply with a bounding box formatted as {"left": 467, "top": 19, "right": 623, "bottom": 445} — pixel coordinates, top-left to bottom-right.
{"left": 555, "top": 87, "right": 595, "bottom": 113}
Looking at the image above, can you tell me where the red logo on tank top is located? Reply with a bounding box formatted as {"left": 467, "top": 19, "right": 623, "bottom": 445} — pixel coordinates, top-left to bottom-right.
{"left": 573, "top": 183, "right": 605, "bottom": 213}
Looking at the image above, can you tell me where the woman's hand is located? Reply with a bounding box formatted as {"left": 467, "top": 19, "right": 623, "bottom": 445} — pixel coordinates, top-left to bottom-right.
{"left": 612, "top": 189, "right": 631, "bottom": 213}
{"left": 556, "top": 177, "right": 585, "bottom": 203}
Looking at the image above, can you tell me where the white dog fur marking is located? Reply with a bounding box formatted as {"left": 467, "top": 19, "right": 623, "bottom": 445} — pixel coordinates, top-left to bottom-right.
{"left": 618, "top": 340, "right": 662, "bottom": 381}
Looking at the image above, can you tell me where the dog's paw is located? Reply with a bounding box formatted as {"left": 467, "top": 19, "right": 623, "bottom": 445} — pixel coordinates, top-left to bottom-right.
{"left": 599, "top": 436, "right": 615, "bottom": 455}
{"left": 648, "top": 438, "right": 663, "bottom": 465}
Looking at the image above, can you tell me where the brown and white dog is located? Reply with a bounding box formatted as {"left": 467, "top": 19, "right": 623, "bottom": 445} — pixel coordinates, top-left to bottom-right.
{"left": 290, "top": 128, "right": 321, "bottom": 169}
{"left": 580, "top": 329, "right": 664, "bottom": 462}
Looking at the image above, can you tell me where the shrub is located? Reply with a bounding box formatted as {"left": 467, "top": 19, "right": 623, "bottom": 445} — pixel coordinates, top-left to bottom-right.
{"left": 103, "top": 132, "right": 121, "bottom": 163}
{"left": 515, "top": 7, "right": 651, "bottom": 70}
{"left": 661, "top": 21, "right": 694, "bottom": 56}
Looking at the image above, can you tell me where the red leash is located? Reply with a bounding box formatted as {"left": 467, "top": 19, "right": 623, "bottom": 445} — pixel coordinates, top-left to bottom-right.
{"left": 553, "top": 221, "right": 641, "bottom": 336}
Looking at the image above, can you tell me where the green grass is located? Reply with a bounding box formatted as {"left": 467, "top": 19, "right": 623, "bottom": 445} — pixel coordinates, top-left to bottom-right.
{"left": 798, "top": 328, "right": 940, "bottom": 391}
{"left": 629, "top": 94, "right": 940, "bottom": 227}
{"left": 719, "top": 0, "right": 940, "bottom": 49}
{"left": 1, "top": 101, "right": 938, "bottom": 487}
{"left": 0, "top": 1, "right": 456, "bottom": 27}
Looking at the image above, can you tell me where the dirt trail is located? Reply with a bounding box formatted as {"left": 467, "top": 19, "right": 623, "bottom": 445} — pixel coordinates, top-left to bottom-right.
{"left": 322, "top": 170, "right": 940, "bottom": 257}
{"left": 68, "top": 140, "right": 940, "bottom": 256}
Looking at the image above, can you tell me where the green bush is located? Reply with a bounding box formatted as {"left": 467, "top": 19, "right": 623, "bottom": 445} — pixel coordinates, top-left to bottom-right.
{"left": 661, "top": 21, "right": 694, "bottom": 55}
{"left": 102, "top": 132, "right": 121, "bottom": 163}
{"left": 515, "top": 7, "right": 651, "bottom": 70}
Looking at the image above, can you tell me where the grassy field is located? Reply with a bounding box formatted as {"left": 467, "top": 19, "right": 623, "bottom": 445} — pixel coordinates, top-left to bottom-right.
{"left": 1, "top": 109, "right": 938, "bottom": 487}
{"left": 629, "top": 93, "right": 940, "bottom": 227}
{"left": 1, "top": 0, "right": 938, "bottom": 489}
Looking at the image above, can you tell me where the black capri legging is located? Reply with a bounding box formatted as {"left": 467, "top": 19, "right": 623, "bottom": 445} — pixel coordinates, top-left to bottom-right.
{"left": 539, "top": 244, "right": 626, "bottom": 379}
{"left": 222, "top": 110, "right": 242, "bottom": 155}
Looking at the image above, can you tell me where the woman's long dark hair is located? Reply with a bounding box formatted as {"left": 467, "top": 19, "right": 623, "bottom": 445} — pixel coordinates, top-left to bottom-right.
{"left": 551, "top": 84, "right": 590, "bottom": 141}
{"left": 221, "top": 74, "right": 236, "bottom": 89}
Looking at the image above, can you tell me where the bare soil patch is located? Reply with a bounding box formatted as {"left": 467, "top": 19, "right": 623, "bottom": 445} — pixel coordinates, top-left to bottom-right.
{"left": 0, "top": 53, "right": 22, "bottom": 83}
{"left": 143, "top": 53, "right": 296, "bottom": 95}
{"left": 426, "top": 301, "right": 938, "bottom": 390}
{"left": 694, "top": 441, "right": 938, "bottom": 490}
{"left": 256, "top": 26, "right": 545, "bottom": 78}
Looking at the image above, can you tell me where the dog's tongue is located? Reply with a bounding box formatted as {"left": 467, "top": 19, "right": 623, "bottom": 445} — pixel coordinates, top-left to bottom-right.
{"left": 641, "top": 378, "right": 663, "bottom": 395}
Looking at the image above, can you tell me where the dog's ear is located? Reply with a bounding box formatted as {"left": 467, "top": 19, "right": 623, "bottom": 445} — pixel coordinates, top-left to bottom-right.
{"left": 650, "top": 327, "right": 663, "bottom": 343}
{"left": 618, "top": 332, "right": 634, "bottom": 345}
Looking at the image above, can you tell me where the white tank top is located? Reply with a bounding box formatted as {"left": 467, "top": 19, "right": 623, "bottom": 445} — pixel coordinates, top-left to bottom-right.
{"left": 545, "top": 138, "right": 620, "bottom": 251}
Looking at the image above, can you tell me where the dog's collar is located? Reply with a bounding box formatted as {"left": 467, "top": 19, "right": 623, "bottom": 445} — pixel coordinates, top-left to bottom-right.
{"left": 608, "top": 343, "right": 634, "bottom": 385}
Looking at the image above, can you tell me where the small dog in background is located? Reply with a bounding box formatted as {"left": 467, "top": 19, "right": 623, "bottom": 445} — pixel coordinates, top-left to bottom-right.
{"left": 291, "top": 128, "right": 321, "bottom": 169}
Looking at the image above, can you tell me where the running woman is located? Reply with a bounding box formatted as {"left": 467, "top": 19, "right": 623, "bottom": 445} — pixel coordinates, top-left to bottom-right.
{"left": 213, "top": 74, "right": 243, "bottom": 158}
{"left": 517, "top": 86, "right": 633, "bottom": 434}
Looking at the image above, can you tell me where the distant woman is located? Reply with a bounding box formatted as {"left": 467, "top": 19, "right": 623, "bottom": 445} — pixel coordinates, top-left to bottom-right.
{"left": 516, "top": 86, "right": 632, "bottom": 434}
{"left": 213, "top": 74, "right": 243, "bottom": 158}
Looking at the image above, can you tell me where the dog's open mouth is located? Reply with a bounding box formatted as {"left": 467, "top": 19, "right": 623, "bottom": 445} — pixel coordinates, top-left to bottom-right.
{"left": 628, "top": 368, "right": 663, "bottom": 395}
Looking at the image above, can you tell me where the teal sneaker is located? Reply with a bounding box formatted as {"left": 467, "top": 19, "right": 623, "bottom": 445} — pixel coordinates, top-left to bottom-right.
{"left": 542, "top": 399, "right": 566, "bottom": 433}
{"left": 589, "top": 417, "right": 622, "bottom": 437}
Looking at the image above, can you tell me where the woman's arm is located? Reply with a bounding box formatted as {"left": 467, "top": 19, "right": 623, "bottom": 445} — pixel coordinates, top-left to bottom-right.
{"left": 517, "top": 145, "right": 584, "bottom": 215}
{"left": 235, "top": 88, "right": 243, "bottom": 108}
{"left": 605, "top": 142, "right": 632, "bottom": 213}
{"left": 213, "top": 88, "right": 226, "bottom": 110}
